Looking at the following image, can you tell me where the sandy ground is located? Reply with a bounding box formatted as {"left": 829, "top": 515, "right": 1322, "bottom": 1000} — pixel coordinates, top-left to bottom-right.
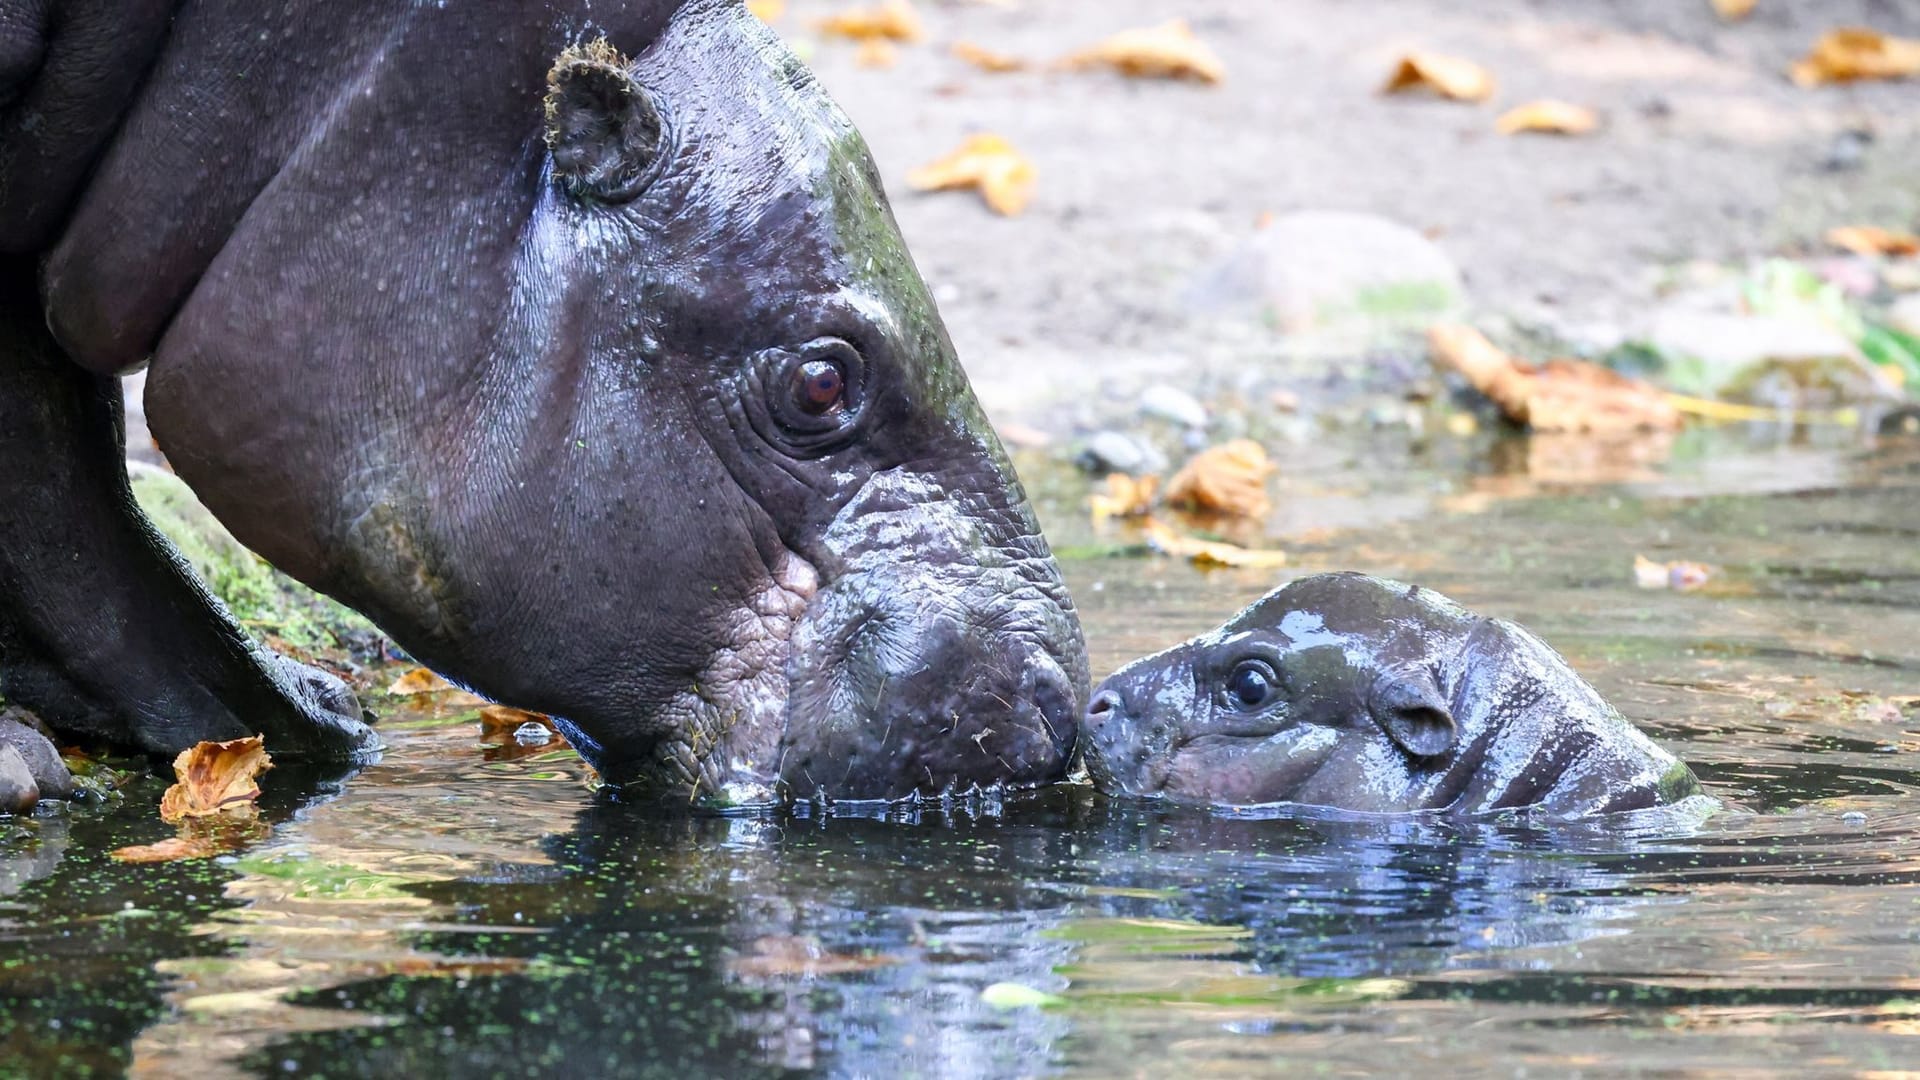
{"left": 783, "top": 0, "right": 1920, "bottom": 420}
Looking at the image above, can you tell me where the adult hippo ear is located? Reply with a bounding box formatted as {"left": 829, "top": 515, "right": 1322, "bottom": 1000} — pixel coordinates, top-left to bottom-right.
{"left": 543, "top": 39, "right": 663, "bottom": 203}
{"left": 1368, "top": 667, "right": 1457, "bottom": 760}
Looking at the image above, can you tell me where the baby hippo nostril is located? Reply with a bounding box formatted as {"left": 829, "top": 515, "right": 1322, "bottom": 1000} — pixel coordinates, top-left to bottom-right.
{"left": 1085, "top": 688, "right": 1125, "bottom": 728}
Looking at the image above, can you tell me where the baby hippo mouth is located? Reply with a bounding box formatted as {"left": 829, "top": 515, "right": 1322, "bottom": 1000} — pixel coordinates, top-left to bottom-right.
{"left": 776, "top": 562, "right": 1083, "bottom": 802}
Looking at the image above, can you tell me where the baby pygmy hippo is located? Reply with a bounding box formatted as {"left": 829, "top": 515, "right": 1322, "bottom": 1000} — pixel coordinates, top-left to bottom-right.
{"left": 1082, "top": 573, "right": 1700, "bottom": 818}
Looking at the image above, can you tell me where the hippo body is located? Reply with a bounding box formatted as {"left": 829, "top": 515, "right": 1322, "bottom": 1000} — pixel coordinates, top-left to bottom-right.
{"left": 1083, "top": 573, "right": 1700, "bottom": 818}
{"left": 0, "top": 0, "right": 1085, "bottom": 802}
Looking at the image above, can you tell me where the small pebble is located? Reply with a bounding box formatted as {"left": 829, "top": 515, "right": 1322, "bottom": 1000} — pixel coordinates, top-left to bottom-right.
{"left": 1138, "top": 385, "right": 1209, "bottom": 429}
{"left": 1076, "top": 431, "right": 1167, "bottom": 476}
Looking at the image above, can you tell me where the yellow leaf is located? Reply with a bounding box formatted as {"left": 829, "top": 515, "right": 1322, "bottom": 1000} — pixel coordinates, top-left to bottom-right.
{"left": 1789, "top": 28, "right": 1920, "bottom": 87}
{"left": 1711, "top": 0, "right": 1756, "bottom": 21}
{"left": 1825, "top": 225, "right": 1920, "bottom": 257}
{"left": 1061, "top": 19, "right": 1225, "bottom": 84}
{"left": 1163, "top": 440, "right": 1275, "bottom": 518}
{"left": 818, "top": 0, "right": 923, "bottom": 43}
{"left": 387, "top": 666, "right": 452, "bottom": 695}
{"left": 1140, "top": 518, "right": 1287, "bottom": 570}
{"left": 1088, "top": 473, "right": 1158, "bottom": 522}
{"left": 1429, "top": 324, "right": 1682, "bottom": 434}
{"left": 1381, "top": 52, "right": 1495, "bottom": 103}
{"left": 855, "top": 39, "right": 898, "bottom": 69}
{"left": 952, "top": 41, "right": 1026, "bottom": 73}
{"left": 906, "top": 133, "right": 1035, "bottom": 216}
{"left": 1496, "top": 100, "right": 1601, "bottom": 136}
{"left": 157, "top": 736, "right": 272, "bottom": 823}
{"left": 745, "top": 0, "right": 785, "bottom": 22}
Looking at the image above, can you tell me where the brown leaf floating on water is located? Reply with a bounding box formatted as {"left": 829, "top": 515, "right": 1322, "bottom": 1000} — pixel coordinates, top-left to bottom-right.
{"left": 906, "top": 133, "right": 1035, "bottom": 216}
{"left": 1163, "top": 440, "right": 1275, "bottom": 518}
{"left": 818, "top": 0, "right": 924, "bottom": 43}
{"left": 157, "top": 736, "right": 272, "bottom": 823}
{"left": 1088, "top": 473, "right": 1159, "bottom": 522}
{"left": 1789, "top": 28, "right": 1920, "bottom": 87}
{"left": 1381, "top": 51, "right": 1495, "bottom": 102}
{"left": 1141, "top": 518, "right": 1287, "bottom": 570}
{"left": 112, "top": 816, "right": 269, "bottom": 863}
{"left": 1061, "top": 19, "right": 1225, "bottom": 84}
{"left": 478, "top": 704, "right": 557, "bottom": 737}
{"left": 1496, "top": 100, "right": 1601, "bottom": 136}
{"left": 1429, "top": 324, "right": 1682, "bottom": 434}
{"left": 952, "top": 41, "right": 1026, "bottom": 73}
{"left": 1825, "top": 225, "right": 1920, "bottom": 257}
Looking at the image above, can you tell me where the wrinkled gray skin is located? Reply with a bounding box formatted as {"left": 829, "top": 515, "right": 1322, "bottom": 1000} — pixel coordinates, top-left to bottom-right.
{"left": 1083, "top": 573, "right": 1699, "bottom": 818}
{"left": 0, "top": 0, "right": 1085, "bottom": 802}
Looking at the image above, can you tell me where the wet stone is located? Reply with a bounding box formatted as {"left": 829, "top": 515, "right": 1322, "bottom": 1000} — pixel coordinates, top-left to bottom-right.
{"left": 1138, "top": 385, "right": 1209, "bottom": 429}
{"left": 0, "top": 710, "right": 73, "bottom": 799}
{"left": 1077, "top": 431, "right": 1169, "bottom": 477}
{"left": 0, "top": 744, "right": 38, "bottom": 813}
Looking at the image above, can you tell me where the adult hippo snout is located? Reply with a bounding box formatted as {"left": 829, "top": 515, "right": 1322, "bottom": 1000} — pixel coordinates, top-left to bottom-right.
{"left": 780, "top": 470, "right": 1085, "bottom": 800}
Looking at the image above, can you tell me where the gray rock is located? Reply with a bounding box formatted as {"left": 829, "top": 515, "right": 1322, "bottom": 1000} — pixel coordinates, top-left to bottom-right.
{"left": 0, "top": 711, "right": 71, "bottom": 799}
{"left": 1138, "top": 385, "right": 1209, "bottom": 429}
{"left": 1646, "top": 310, "right": 1899, "bottom": 403}
{"left": 1076, "top": 431, "right": 1168, "bottom": 477}
{"left": 0, "top": 744, "right": 38, "bottom": 814}
{"left": 1189, "top": 211, "right": 1465, "bottom": 334}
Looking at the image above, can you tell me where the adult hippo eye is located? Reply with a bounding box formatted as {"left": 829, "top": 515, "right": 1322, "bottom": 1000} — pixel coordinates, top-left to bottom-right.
{"left": 792, "top": 358, "right": 847, "bottom": 416}
{"left": 1226, "top": 659, "right": 1278, "bottom": 710}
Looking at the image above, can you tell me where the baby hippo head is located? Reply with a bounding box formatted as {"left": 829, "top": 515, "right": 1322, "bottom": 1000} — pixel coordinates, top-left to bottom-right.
{"left": 1082, "top": 574, "right": 1472, "bottom": 809}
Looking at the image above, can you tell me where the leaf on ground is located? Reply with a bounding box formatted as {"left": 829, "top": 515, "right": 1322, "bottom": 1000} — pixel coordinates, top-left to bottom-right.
{"left": 1088, "top": 473, "right": 1159, "bottom": 522}
{"left": 1634, "top": 554, "right": 1714, "bottom": 592}
{"left": 1825, "top": 225, "right": 1920, "bottom": 257}
{"left": 818, "top": 0, "right": 923, "bottom": 43}
{"left": 729, "top": 936, "right": 901, "bottom": 979}
{"left": 745, "top": 0, "right": 784, "bottom": 22}
{"left": 906, "top": 133, "right": 1035, "bottom": 216}
{"left": 1061, "top": 19, "right": 1225, "bottom": 84}
{"left": 1711, "top": 0, "right": 1756, "bottom": 20}
{"left": 158, "top": 736, "right": 272, "bottom": 823}
{"left": 1496, "top": 100, "right": 1600, "bottom": 136}
{"left": 1164, "top": 440, "right": 1275, "bottom": 518}
{"left": 1141, "top": 518, "right": 1287, "bottom": 570}
{"left": 387, "top": 666, "right": 454, "bottom": 695}
{"left": 478, "top": 704, "right": 557, "bottom": 737}
{"left": 855, "top": 39, "right": 899, "bottom": 68}
{"left": 1429, "top": 324, "right": 1682, "bottom": 434}
{"left": 1381, "top": 52, "right": 1495, "bottom": 102}
{"left": 951, "top": 41, "right": 1026, "bottom": 73}
{"left": 1789, "top": 28, "right": 1920, "bottom": 87}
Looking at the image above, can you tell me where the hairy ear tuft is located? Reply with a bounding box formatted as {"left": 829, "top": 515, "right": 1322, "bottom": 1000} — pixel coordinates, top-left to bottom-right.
{"left": 544, "top": 38, "right": 662, "bottom": 202}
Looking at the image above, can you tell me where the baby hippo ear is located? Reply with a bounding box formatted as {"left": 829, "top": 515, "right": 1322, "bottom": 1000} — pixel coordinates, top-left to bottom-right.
{"left": 1368, "top": 667, "right": 1457, "bottom": 760}
{"left": 544, "top": 38, "right": 663, "bottom": 202}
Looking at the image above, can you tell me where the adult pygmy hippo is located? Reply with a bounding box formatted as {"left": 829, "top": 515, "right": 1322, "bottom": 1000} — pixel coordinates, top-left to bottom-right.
{"left": 1083, "top": 573, "right": 1700, "bottom": 817}
{"left": 0, "top": 0, "right": 1085, "bottom": 803}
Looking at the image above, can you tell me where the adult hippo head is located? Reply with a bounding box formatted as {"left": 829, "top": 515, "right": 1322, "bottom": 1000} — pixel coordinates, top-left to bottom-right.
{"left": 2, "top": 0, "right": 1084, "bottom": 802}
{"left": 1082, "top": 574, "right": 1700, "bottom": 818}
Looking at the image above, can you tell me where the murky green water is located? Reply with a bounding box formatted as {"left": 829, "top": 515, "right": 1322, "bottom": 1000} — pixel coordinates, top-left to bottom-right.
{"left": 3, "top": 431, "right": 1918, "bottom": 1077}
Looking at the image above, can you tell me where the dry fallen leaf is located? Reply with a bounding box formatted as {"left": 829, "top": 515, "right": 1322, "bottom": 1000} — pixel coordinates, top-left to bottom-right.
{"left": 818, "top": 0, "right": 924, "bottom": 43}
{"left": 1825, "top": 225, "right": 1920, "bottom": 257}
{"left": 1711, "top": 0, "right": 1756, "bottom": 20}
{"left": 1496, "top": 100, "right": 1601, "bottom": 136}
{"left": 906, "top": 133, "right": 1035, "bottom": 216}
{"left": 1088, "top": 473, "right": 1159, "bottom": 522}
{"left": 1790, "top": 28, "right": 1920, "bottom": 87}
{"left": 1061, "top": 19, "right": 1225, "bottom": 84}
{"left": 1141, "top": 518, "right": 1288, "bottom": 570}
{"left": 1634, "top": 554, "right": 1714, "bottom": 592}
{"left": 1381, "top": 51, "right": 1495, "bottom": 103}
{"left": 951, "top": 41, "right": 1026, "bottom": 73}
{"left": 387, "top": 666, "right": 453, "bottom": 695}
{"left": 745, "top": 0, "right": 785, "bottom": 22}
{"left": 1429, "top": 324, "right": 1682, "bottom": 434}
{"left": 856, "top": 39, "right": 899, "bottom": 69}
{"left": 158, "top": 736, "right": 272, "bottom": 823}
{"left": 1163, "top": 440, "right": 1275, "bottom": 518}
{"left": 478, "top": 704, "right": 557, "bottom": 738}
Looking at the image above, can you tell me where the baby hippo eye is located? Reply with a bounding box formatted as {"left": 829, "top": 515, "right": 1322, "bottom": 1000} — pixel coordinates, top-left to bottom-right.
{"left": 792, "top": 359, "right": 847, "bottom": 416}
{"left": 1227, "top": 660, "right": 1277, "bottom": 709}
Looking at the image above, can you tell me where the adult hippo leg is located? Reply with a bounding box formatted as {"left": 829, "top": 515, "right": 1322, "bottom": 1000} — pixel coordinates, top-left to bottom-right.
{"left": 0, "top": 278, "right": 376, "bottom": 760}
